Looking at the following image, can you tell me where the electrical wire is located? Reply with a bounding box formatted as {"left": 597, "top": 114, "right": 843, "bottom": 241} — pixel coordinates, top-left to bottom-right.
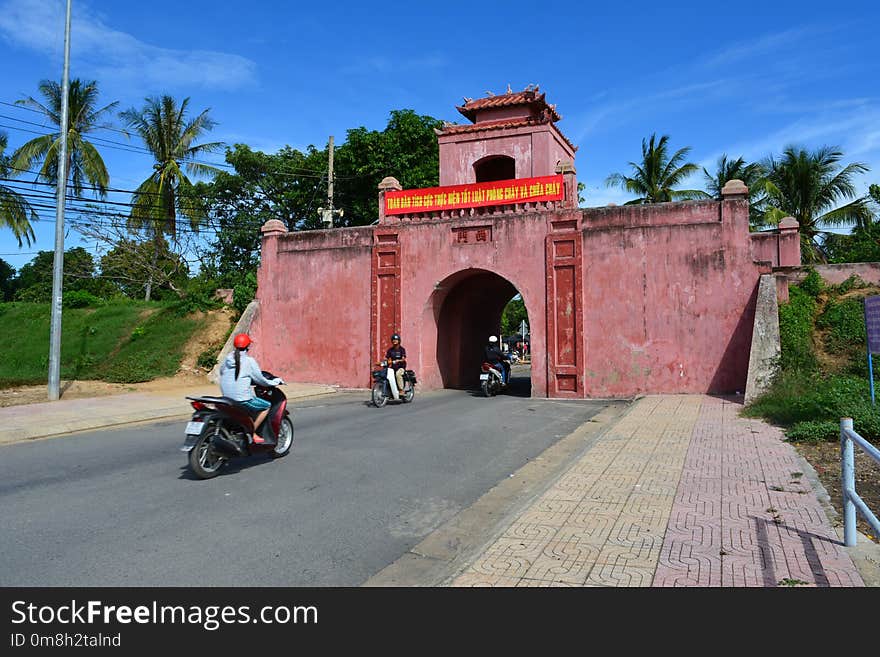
{"left": 0, "top": 100, "right": 380, "bottom": 180}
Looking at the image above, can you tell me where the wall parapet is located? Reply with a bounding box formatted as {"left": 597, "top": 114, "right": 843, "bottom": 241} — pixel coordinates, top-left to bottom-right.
{"left": 273, "top": 226, "right": 374, "bottom": 253}
{"left": 749, "top": 218, "right": 800, "bottom": 268}
{"left": 582, "top": 199, "right": 726, "bottom": 230}
{"left": 782, "top": 263, "right": 880, "bottom": 287}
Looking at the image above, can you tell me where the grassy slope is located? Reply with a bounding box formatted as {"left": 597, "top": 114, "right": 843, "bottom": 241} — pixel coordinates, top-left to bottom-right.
{"left": 0, "top": 301, "right": 201, "bottom": 387}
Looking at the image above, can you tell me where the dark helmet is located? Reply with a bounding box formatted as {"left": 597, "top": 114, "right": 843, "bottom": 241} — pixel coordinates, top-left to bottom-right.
{"left": 391, "top": 333, "right": 401, "bottom": 342}
{"left": 233, "top": 333, "right": 252, "bottom": 349}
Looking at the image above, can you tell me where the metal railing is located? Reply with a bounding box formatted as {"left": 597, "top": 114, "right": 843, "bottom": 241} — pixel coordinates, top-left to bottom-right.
{"left": 839, "top": 418, "right": 880, "bottom": 546}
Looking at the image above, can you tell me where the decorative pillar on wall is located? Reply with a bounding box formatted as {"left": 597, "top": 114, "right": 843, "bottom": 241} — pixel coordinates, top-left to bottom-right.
{"left": 377, "top": 176, "right": 402, "bottom": 224}
{"left": 545, "top": 216, "right": 584, "bottom": 397}
{"left": 256, "top": 219, "right": 288, "bottom": 347}
{"left": 371, "top": 230, "right": 401, "bottom": 373}
{"left": 555, "top": 160, "right": 578, "bottom": 209}
{"left": 777, "top": 217, "right": 801, "bottom": 267}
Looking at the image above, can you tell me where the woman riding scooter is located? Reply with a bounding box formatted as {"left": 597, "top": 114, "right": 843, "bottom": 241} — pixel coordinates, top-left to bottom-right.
{"left": 218, "top": 333, "right": 284, "bottom": 442}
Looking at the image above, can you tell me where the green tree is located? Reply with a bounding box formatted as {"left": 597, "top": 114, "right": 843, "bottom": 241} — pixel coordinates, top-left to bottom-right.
{"left": 199, "top": 109, "right": 442, "bottom": 288}
{"left": 13, "top": 247, "right": 102, "bottom": 302}
{"left": 120, "top": 95, "right": 222, "bottom": 300}
{"left": 99, "top": 236, "right": 188, "bottom": 300}
{"left": 702, "top": 154, "right": 768, "bottom": 228}
{"left": 334, "top": 109, "right": 442, "bottom": 224}
{"left": 501, "top": 297, "right": 528, "bottom": 336}
{"left": 0, "top": 257, "right": 16, "bottom": 301}
{"left": 761, "top": 146, "right": 872, "bottom": 262}
{"left": 605, "top": 133, "right": 709, "bottom": 204}
{"left": 0, "top": 131, "right": 37, "bottom": 246}
{"left": 824, "top": 224, "right": 880, "bottom": 263}
{"left": 11, "top": 79, "right": 116, "bottom": 197}
{"left": 870, "top": 183, "right": 880, "bottom": 206}
{"left": 195, "top": 143, "right": 327, "bottom": 289}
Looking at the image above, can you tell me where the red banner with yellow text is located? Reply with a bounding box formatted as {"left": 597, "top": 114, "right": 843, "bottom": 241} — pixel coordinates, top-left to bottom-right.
{"left": 384, "top": 175, "right": 564, "bottom": 215}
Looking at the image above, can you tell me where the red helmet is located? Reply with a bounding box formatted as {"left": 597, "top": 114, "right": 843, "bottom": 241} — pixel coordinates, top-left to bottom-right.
{"left": 233, "top": 333, "right": 252, "bottom": 349}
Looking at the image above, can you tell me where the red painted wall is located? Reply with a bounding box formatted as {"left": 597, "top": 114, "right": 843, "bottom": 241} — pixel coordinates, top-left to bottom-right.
{"left": 579, "top": 197, "right": 766, "bottom": 396}
{"left": 253, "top": 189, "right": 784, "bottom": 398}
{"left": 256, "top": 226, "right": 373, "bottom": 386}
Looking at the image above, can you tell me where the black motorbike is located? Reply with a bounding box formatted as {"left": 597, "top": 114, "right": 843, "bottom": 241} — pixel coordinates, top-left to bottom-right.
{"left": 371, "top": 360, "right": 417, "bottom": 407}
{"left": 181, "top": 371, "right": 293, "bottom": 479}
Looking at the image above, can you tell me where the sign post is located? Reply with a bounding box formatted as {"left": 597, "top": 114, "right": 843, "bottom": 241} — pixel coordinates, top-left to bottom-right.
{"left": 863, "top": 296, "right": 880, "bottom": 405}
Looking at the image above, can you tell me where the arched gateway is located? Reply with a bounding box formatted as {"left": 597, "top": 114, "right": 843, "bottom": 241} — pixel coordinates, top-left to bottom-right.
{"left": 250, "top": 88, "right": 801, "bottom": 398}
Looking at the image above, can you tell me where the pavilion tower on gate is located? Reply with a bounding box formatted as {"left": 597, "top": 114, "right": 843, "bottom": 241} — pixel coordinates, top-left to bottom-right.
{"left": 436, "top": 86, "right": 578, "bottom": 186}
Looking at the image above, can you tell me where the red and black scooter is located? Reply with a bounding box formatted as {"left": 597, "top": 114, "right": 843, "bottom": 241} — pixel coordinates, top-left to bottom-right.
{"left": 181, "top": 371, "right": 293, "bottom": 479}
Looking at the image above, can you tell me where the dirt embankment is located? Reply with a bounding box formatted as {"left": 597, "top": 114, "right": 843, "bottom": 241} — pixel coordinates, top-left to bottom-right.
{"left": 0, "top": 307, "right": 237, "bottom": 408}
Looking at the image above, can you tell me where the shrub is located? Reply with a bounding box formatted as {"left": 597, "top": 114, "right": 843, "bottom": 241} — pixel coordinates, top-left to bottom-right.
{"left": 798, "top": 268, "right": 823, "bottom": 297}
{"left": 778, "top": 286, "right": 817, "bottom": 372}
{"left": 817, "top": 297, "right": 866, "bottom": 354}
{"left": 197, "top": 348, "right": 218, "bottom": 370}
{"left": 233, "top": 271, "right": 257, "bottom": 314}
{"left": 785, "top": 420, "right": 839, "bottom": 442}
{"left": 62, "top": 290, "right": 101, "bottom": 308}
{"left": 745, "top": 373, "right": 867, "bottom": 426}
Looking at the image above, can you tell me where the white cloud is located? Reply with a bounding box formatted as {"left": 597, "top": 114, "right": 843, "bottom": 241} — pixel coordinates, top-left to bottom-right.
{"left": 0, "top": 0, "right": 257, "bottom": 90}
{"left": 698, "top": 26, "right": 821, "bottom": 70}
{"left": 339, "top": 53, "right": 447, "bottom": 76}
{"left": 571, "top": 78, "right": 738, "bottom": 142}
{"left": 700, "top": 104, "right": 880, "bottom": 166}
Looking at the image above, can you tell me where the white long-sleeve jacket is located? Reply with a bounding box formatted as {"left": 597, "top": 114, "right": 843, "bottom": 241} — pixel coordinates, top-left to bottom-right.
{"left": 218, "top": 351, "right": 281, "bottom": 401}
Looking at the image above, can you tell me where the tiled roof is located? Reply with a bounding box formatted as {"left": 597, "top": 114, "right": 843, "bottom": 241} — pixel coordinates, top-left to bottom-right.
{"left": 456, "top": 89, "right": 561, "bottom": 123}
{"left": 440, "top": 117, "right": 537, "bottom": 134}
{"left": 438, "top": 117, "right": 578, "bottom": 152}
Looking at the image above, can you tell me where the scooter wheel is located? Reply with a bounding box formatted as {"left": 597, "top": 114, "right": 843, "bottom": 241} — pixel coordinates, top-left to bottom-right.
{"left": 269, "top": 416, "right": 294, "bottom": 459}
{"left": 188, "top": 424, "right": 227, "bottom": 479}
{"left": 481, "top": 381, "right": 491, "bottom": 398}
{"left": 371, "top": 383, "right": 388, "bottom": 408}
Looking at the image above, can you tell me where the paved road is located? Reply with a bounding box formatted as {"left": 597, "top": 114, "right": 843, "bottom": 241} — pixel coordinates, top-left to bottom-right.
{"left": 0, "top": 371, "right": 609, "bottom": 586}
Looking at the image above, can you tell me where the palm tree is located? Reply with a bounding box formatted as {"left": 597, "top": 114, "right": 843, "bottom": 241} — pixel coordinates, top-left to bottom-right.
{"left": 703, "top": 154, "right": 767, "bottom": 228}
{"left": 761, "top": 146, "right": 872, "bottom": 262}
{"left": 120, "top": 95, "right": 222, "bottom": 300}
{"left": 11, "top": 79, "right": 117, "bottom": 197}
{"left": 0, "top": 131, "right": 37, "bottom": 246}
{"left": 605, "top": 133, "right": 709, "bottom": 204}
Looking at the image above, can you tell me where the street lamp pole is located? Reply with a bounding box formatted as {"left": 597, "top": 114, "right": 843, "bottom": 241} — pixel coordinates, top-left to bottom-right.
{"left": 47, "top": 0, "right": 72, "bottom": 401}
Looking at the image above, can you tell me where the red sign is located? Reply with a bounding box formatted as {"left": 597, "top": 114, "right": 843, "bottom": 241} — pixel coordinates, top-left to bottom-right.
{"left": 384, "top": 175, "right": 564, "bottom": 215}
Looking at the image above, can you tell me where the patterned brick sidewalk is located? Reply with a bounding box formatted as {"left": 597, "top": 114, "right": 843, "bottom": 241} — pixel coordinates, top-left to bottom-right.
{"left": 450, "top": 395, "right": 864, "bottom": 587}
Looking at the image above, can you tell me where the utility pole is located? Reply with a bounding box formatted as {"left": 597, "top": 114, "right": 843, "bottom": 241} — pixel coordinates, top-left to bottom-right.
{"left": 47, "top": 0, "right": 72, "bottom": 401}
{"left": 317, "top": 135, "right": 343, "bottom": 228}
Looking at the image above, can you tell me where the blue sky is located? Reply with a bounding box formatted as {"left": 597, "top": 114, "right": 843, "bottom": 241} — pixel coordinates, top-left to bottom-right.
{"left": 0, "top": 0, "right": 878, "bottom": 271}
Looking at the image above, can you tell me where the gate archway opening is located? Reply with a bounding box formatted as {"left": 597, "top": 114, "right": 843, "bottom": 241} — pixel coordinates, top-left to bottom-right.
{"left": 430, "top": 268, "right": 531, "bottom": 396}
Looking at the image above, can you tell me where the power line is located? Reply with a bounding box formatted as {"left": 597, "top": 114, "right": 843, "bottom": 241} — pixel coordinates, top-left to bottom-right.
{"left": 0, "top": 101, "right": 377, "bottom": 180}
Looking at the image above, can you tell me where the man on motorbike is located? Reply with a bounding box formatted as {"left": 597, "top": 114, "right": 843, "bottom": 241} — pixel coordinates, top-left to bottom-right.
{"left": 219, "top": 333, "right": 283, "bottom": 441}
{"left": 384, "top": 333, "right": 407, "bottom": 393}
{"left": 485, "top": 335, "right": 511, "bottom": 385}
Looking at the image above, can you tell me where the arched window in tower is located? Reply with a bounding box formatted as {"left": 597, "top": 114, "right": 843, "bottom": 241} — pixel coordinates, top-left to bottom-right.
{"left": 474, "top": 155, "right": 515, "bottom": 183}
